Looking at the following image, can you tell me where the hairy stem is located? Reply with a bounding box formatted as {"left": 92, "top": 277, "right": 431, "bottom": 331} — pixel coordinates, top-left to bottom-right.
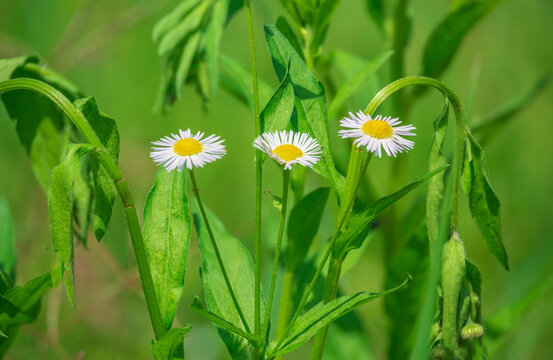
{"left": 0, "top": 78, "right": 166, "bottom": 339}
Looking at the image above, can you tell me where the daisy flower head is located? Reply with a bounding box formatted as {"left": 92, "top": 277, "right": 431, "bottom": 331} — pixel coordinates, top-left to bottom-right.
{"left": 339, "top": 111, "right": 416, "bottom": 157}
{"left": 150, "top": 129, "right": 226, "bottom": 172}
{"left": 253, "top": 130, "right": 321, "bottom": 170}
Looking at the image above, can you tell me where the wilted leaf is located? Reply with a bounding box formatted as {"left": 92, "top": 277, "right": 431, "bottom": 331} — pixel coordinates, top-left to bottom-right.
{"left": 461, "top": 129, "right": 508, "bottom": 270}
{"left": 143, "top": 168, "right": 191, "bottom": 330}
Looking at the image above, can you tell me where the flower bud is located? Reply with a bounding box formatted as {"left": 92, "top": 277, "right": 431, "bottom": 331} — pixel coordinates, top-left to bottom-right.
{"left": 461, "top": 323, "right": 484, "bottom": 340}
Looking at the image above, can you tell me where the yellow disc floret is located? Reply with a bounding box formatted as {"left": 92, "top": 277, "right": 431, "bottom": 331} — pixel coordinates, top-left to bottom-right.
{"left": 173, "top": 138, "right": 203, "bottom": 156}
{"left": 273, "top": 144, "right": 303, "bottom": 162}
{"left": 361, "top": 120, "right": 393, "bottom": 139}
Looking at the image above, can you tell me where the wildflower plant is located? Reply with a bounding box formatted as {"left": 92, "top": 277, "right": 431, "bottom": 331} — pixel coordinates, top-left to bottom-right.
{"left": 0, "top": 1, "right": 550, "bottom": 360}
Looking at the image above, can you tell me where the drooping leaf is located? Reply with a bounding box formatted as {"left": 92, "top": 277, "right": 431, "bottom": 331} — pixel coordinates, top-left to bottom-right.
{"left": 193, "top": 205, "right": 260, "bottom": 359}
{"left": 461, "top": 129, "right": 508, "bottom": 270}
{"left": 152, "top": 325, "right": 192, "bottom": 360}
{"left": 472, "top": 72, "right": 551, "bottom": 146}
{"left": 328, "top": 50, "right": 393, "bottom": 120}
{"left": 48, "top": 144, "right": 93, "bottom": 307}
{"left": 364, "top": 0, "right": 386, "bottom": 36}
{"left": 426, "top": 99, "right": 450, "bottom": 255}
{"left": 0, "top": 198, "right": 16, "bottom": 283}
{"left": 143, "top": 168, "right": 191, "bottom": 330}
{"left": 284, "top": 188, "right": 330, "bottom": 271}
{"left": 260, "top": 68, "right": 294, "bottom": 133}
{"left": 74, "top": 97, "right": 120, "bottom": 242}
{"left": 220, "top": 55, "right": 273, "bottom": 111}
{"left": 265, "top": 24, "right": 344, "bottom": 193}
{"left": 422, "top": 0, "right": 503, "bottom": 78}
{"left": 0, "top": 272, "right": 53, "bottom": 357}
{"left": 269, "top": 277, "right": 411, "bottom": 358}
{"left": 334, "top": 165, "right": 449, "bottom": 258}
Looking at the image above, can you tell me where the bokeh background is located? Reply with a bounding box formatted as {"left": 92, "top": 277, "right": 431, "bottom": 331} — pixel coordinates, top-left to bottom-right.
{"left": 1, "top": 0, "right": 552, "bottom": 359}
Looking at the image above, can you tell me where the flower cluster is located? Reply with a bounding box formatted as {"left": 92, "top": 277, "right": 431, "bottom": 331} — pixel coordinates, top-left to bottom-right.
{"left": 150, "top": 111, "right": 416, "bottom": 172}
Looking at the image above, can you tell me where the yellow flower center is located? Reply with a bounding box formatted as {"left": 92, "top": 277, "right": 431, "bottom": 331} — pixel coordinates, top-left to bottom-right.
{"left": 173, "top": 138, "right": 203, "bottom": 156}
{"left": 361, "top": 120, "right": 393, "bottom": 139}
{"left": 273, "top": 144, "right": 303, "bottom": 162}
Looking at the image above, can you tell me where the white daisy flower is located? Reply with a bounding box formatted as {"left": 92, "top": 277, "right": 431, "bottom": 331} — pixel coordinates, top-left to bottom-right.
{"left": 253, "top": 130, "right": 321, "bottom": 170}
{"left": 150, "top": 129, "right": 226, "bottom": 172}
{"left": 339, "top": 111, "right": 416, "bottom": 157}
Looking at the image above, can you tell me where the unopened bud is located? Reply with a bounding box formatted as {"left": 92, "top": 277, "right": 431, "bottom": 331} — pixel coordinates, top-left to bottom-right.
{"left": 461, "top": 323, "right": 484, "bottom": 340}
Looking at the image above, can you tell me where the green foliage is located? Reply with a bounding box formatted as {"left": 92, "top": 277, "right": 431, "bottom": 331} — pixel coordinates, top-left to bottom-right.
{"left": 462, "top": 129, "right": 508, "bottom": 270}
{"left": 74, "top": 97, "right": 120, "bottom": 242}
{"left": 422, "top": 0, "right": 503, "bottom": 78}
{"left": 324, "top": 310, "right": 374, "bottom": 360}
{"left": 265, "top": 24, "right": 345, "bottom": 193}
{"left": 193, "top": 206, "right": 259, "bottom": 359}
{"left": 269, "top": 277, "right": 411, "bottom": 358}
{"left": 153, "top": 0, "right": 240, "bottom": 111}
{"left": 143, "top": 168, "right": 191, "bottom": 330}
{"left": 0, "top": 272, "right": 53, "bottom": 357}
{"left": 152, "top": 325, "right": 192, "bottom": 360}
{"left": 285, "top": 187, "right": 330, "bottom": 271}
{"left": 260, "top": 67, "right": 295, "bottom": 133}
{"left": 334, "top": 165, "right": 449, "bottom": 258}
{"left": 364, "top": 0, "right": 386, "bottom": 36}
{"left": 0, "top": 198, "right": 16, "bottom": 283}
{"left": 427, "top": 99, "right": 450, "bottom": 254}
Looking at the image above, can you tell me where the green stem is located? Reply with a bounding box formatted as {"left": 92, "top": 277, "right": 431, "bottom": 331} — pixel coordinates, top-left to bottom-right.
{"left": 243, "top": 0, "right": 263, "bottom": 342}
{"left": 188, "top": 169, "right": 252, "bottom": 334}
{"left": 262, "top": 169, "right": 290, "bottom": 342}
{"left": 275, "top": 268, "right": 295, "bottom": 341}
{"left": 0, "top": 78, "right": 166, "bottom": 340}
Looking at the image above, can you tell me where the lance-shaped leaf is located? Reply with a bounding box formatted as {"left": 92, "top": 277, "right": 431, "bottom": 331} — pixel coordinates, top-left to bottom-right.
{"left": 48, "top": 144, "right": 93, "bottom": 307}
{"left": 334, "top": 166, "right": 449, "bottom": 258}
{"left": 269, "top": 277, "right": 411, "bottom": 358}
{"left": 260, "top": 68, "right": 294, "bottom": 133}
{"left": 0, "top": 272, "right": 53, "bottom": 357}
{"left": 0, "top": 198, "right": 16, "bottom": 284}
{"left": 193, "top": 205, "right": 260, "bottom": 359}
{"left": 143, "top": 168, "right": 191, "bottom": 330}
{"left": 461, "top": 129, "right": 508, "bottom": 270}
{"left": 74, "top": 97, "right": 120, "bottom": 242}
{"left": 265, "top": 24, "right": 345, "bottom": 193}
{"left": 284, "top": 188, "right": 330, "bottom": 271}
{"left": 152, "top": 325, "right": 192, "bottom": 360}
{"left": 422, "top": 0, "right": 503, "bottom": 78}
{"left": 275, "top": 16, "right": 304, "bottom": 60}
{"left": 220, "top": 55, "right": 273, "bottom": 111}
{"left": 328, "top": 50, "right": 393, "bottom": 120}
{"left": 472, "top": 72, "right": 551, "bottom": 146}
{"left": 426, "top": 99, "right": 450, "bottom": 255}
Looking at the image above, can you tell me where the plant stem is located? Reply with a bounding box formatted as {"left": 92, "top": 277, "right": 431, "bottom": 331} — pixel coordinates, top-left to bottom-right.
{"left": 275, "top": 268, "right": 295, "bottom": 340}
{"left": 262, "top": 169, "right": 290, "bottom": 341}
{"left": 243, "top": 0, "right": 263, "bottom": 342}
{"left": 0, "top": 78, "right": 166, "bottom": 340}
{"left": 188, "top": 169, "right": 252, "bottom": 334}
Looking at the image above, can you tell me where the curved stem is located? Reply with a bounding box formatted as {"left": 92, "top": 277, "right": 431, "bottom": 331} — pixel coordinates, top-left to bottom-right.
{"left": 262, "top": 169, "right": 290, "bottom": 342}
{"left": 0, "top": 78, "right": 166, "bottom": 339}
{"left": 189, "top": 169, "right": 252, "bottom": 334}
{"left": 243, "top": 0, "right": 263, "bottom": 341}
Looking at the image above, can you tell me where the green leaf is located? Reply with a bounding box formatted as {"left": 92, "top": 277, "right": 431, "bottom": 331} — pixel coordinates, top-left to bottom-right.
{"left": 265, "top": 24, "right": 344, "bottom": 193}
{"left": 334, "top": 165, "right": 449, "bottom": 258}
{"left": 205, "top": 0, "right": 228, "bottom": 96}
{"left": 260, "top": 68, "right": 294, "bottom": 133}
{"left": 152, "top": 0, "right": 202, "bottom": 42}
{"left": 220, "top": 55, "right": 273, "bottom": 111}
{"left": 74, "top": 97, "right": 120, "bottom": 242}
{"left": 364, "top": 0, "right": 386, "bottom": 36}
{"left": 472, "top": 72, "right": 551, "bottom": 146}
{"left": 0, "top": 198, "right": 16, "bottom": 283}
{"left": 426, "top": 99, "right": 450, "bottom": 254}
{"left": 324, "top": 310, "right": 374, "bottom": 360}
{"left": 175, "top": 31, "right": 202, "bottom": 98}
{"left": 285, "top": 188, "right": 330, "bottom": 271}
{"left": 311, "top": 0, "right": 342, "bottom": 53}
{"left": 327, "top": 51, "right": 393, "bottom": 120}
{"left": 48, "top": 144, "right": 93, "bottom": 307}
{"left": 193, "top": 205, "right": 259, "bottom": 359}
{"left": 152, "top": 325, "right": 192, "bottom": 360}
{"left": 461, "top": 129, "right": 508, "bottom": 270}
{"left": 422, "top": 0, "right": 503, "bottom": 78}
{"left": 0, "top": 272, "right": 53, "bottom": 357}
{"left": 143, "top": 168, "right": 191, "bottom": 330}
{"left": 269, "top": 277, "right": 411, "bottom": 358}
{"left": 275, "top": 16, "right": 304, "bottom": 60}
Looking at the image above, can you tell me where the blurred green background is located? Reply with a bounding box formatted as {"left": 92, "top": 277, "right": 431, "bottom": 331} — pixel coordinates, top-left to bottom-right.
{"left": 1, "top": 0, "right": 552, "bottom": 359}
